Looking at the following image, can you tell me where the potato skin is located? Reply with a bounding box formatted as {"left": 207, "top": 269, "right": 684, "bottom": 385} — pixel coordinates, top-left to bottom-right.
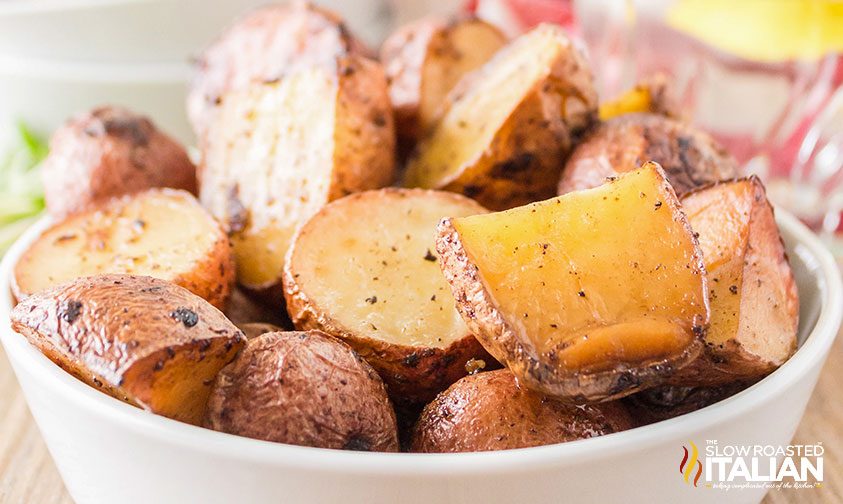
{"left": 41, "top": 106, "right": 196, "bottom": 219}
{"left": 188, "top": 1, "right": 368, "bottom": 138}
{"left": 206, "top": 331, "right": 399, "bottom": 451}
{"left": 411, "top": 370, "right": 633, "bottom": 453}
{"left": 623, "top": 381, "right": 754, "bottom": 426}
{"left": 10, "top": 275, "right": 244, "bottom": 426}
{"left": 223, "top": 287, "right": 292, "bottom": 331}
{"left": 558, "top": 113, "right": 738, "bottom": 197}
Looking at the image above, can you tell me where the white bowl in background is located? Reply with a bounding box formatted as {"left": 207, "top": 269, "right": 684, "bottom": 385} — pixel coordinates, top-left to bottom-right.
{"left": 0, "top": 0, "right": 269, "bottom": 63}
{"left": 0, "top": 55, "right": 193, "bottom": 147}
{"left": 0, "top": 210, "right": 840, "bottom": 504}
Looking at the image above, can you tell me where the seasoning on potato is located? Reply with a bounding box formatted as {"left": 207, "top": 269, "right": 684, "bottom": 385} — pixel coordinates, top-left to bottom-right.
{"left": 667, "top": 177, "right": 798, "bottom": 386}
{"left": 41, "top": 106, "right": 197, "bottom": 219}
{"left": 200, "top": 55, "right": 395, "bottom": 296}
{"left": 403, "top": 23, "right": 598, "bottom": 211}
{"left": 380, "top": 15, "right": 507, "bottom": 146}
{"left": 284, "top": 188, "right": 493, "bottom": 404}
{"left": 10, "top": 275, "right": 245, "bottom": 426}
{"left": 436, "top": 163, "right": 709, "bottom": 402}
{"left": 187, "top": 1, "right": 369, "bottom": 137}
{"left": 411, "top": 370, "right": 634, "bottom": 453}
{"left": 558, "top": 113, "right": 739, "bottom": 197}
{"left": 13, "top": 188, "right": 234, "bottom": 309}
{"left": 206, "top": 330, "right": 399, "bottom": 452}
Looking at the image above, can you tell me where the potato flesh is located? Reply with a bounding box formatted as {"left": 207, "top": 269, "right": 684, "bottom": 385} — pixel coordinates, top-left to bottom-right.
{"left": 405, "top": 26, "right": 565, "bottom": 187}
{"left": 202, "top": 69, "right": 335, "bottom": 288}
{"left": 291, "top": 191, "right": 483, "bottom": 347}
{"left": 14, "top": 190, "right": 223, "bottom": 297}
{"left": 451, "top": 165, "right": 707, "bottom": 372}
{"left": 683, "top": 179, "right": 796, "bottom": 363}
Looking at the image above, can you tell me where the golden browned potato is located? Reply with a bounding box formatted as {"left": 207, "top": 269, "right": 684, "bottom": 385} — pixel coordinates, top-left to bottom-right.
{"left": 380, "top": 15, "right": 507, "bottom": 145}
{"left": 284, "top": 188, "right": 492, "bottom": 404}
{"left": 411, "top": 370, "right": 633, "bottom": 452}
{"left": 188, "top": 1, "right": 369, "bottom": 137}
{"left": 403, "top": 23, "right": 598, "bottom": 211}
{"left": 558, "top": 113, "right": 739, "bottom": 197}
{"left": 205, "top": 331, "right": 399, "bottom": 451}
{"left": 436, "top": 163, "right": 708, "bottom": 402}
{"left": 223, "top": 287, "right": 292, "bottom": 331}
{"left": 598, "top": 73, "right": 682, "bottom": 121}
{"left": 624, "top": 381, "right": 755, "bottom": 426}
{"left": 200, "top": 55, "right": 395, "bottom": 295}
{"left": 13, "top": 189, "right": 233, "bottom": 309}
{"left": 668, "top": 177, "right": 798, "bottom": 386}
{"left": 41, "top": 106, "right": 197, "bottom": 219}
{"left": 10, "top": 275, "right": 245, "bottom": 426}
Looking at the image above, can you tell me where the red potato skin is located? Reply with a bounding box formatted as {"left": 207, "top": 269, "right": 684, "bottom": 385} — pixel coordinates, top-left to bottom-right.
{"left": 411, "top": 370, "right": 634, "bottom": 453}
{"left": 623, "top": 381, "right": 756, "bottom": 426}
{"left": 41, "top": 106, "right": 197, "bottom": 219}
{"left": 206, "top": 331, "right": 399, "bottom": 452}
{"left": 558, "top": 113, "right": 739, "bottom": 197}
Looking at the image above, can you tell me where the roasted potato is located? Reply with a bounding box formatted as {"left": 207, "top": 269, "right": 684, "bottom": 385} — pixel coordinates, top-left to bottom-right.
{"left": 41, "top": 106, "right": 197, "bottom": 219}
{"left": 237, "top": 322, "right": 284, "bottom": 340}
{"left": 200, "top": 55, "right": 395, "bottom": 295}
{"left": 624, "top": 381, "right": 755, "bottom": 426}
{"left": 188, "top": 1, "right": 369, "bottom": 137}
{"left": 380, "top": 15, "right": 507, "bottom": 145}
{"left": 558, "top": 113, "right": 739, "bottom": 197}
{"left": 436, "top": 163, "right": 708, "bottom": 402}
{"left": 284, "top": 188, "right": 492, "bottom": 404}
{"left": 206, "top": 330, "right": 399, "bottom": 451}
{"left": 10, "top": 275, "right": 245, "bottom": 426}
{"left": 668, "top": 177, "right": 798, "bottom": 386}
{"left": 403, "top": 23, "right": 598, "bottom": 211}
{"left": 223, "top": 287, "right": 292, "bottom": 331}
{"left": 13, "top": 188, "right": 234, "bottom": 309}
{"left": 411, "top": 370, "right": 633, "bottom": 452}
{"left": 598, "top": 73, "right": 682, "bottom": 121}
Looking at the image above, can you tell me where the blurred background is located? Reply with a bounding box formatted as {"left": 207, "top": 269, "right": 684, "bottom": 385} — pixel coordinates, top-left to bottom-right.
{"left": 0, "top": 0, "right": 841, "bottom": 260}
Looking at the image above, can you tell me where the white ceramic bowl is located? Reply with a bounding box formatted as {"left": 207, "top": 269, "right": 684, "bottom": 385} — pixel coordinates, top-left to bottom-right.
{"left": 1, "top": 211, "right": 840, "bottom": 504}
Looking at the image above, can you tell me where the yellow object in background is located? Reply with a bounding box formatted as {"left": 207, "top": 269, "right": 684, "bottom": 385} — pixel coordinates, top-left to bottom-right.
{"left": 666, "top": 0, "right": 843, "bottom": 62}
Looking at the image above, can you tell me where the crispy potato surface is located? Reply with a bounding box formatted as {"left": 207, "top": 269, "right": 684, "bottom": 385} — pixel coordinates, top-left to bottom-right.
{"left": 206, "top": 331, "right": 399, "bottom": 451}
{"left": 558, "top": 113, "right": 739, "bottom": 197}
{"left": 404, "top": 23, "right": 597, "bottom": 210}
{"left": 284, "top": 188, "right": 491, "bottom": 404}
{"left": 436, "top": 163, "right": 708, "bottom": 402}
{"left": 13, "top": 189, "right": 233, "bottom": 309}
{"left": 411, "top": 370, "right": 633, "bottom": 452}
{"left": 10, "top": 275, "right": 244, "bottom": 426}
{"left": 381, "top": 16, "right": 506, "bottom": 144}
{"left": 41, "top": 106, "right": 196, "bottom": 219}
{"left": 188, "top": 1, "right": 368, "bottom": 137}
{"left": 668, "top": 177, "right": 798, "bottom": 385}
{"left": 200, "top": 56, "right": 395, "bottom": 293}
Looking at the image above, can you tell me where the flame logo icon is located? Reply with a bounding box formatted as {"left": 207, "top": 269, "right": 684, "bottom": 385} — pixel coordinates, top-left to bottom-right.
{"left": 680, "top": 441, "right": 703, "bottom": 487}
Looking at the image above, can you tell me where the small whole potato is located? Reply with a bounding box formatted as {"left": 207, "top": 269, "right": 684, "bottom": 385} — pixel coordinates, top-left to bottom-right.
{"left": 41, "top": 106, "right": 197, "bottom": 218}
{"left": 411, "top": 370, "right": 633, "bottom": 453}
{"left": 623, "top": 381, "right": 755, "bottom": 426}
{"left": 206, "top": 331, "right": 399, "bottom": 451}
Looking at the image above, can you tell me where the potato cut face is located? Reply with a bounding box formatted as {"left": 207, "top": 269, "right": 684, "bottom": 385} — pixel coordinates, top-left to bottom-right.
{"left": 437, "top": 163, "right": 708, "bottom": 400}
{"left": 418, "top": 19, "right": 507, "bottom": 130}
{"left": 677, "top": 178, "right": 798, "bottom": 383}
{"left": 404, "top": 23, "right": 596, "bottom": 203}
{"left": 10, "top": 275, "right": 244, "bottom": 426}
{"left": 13, "top": 189, "right": 232, "bottom": 307}
{"left": 286, "top": 189, "right": 485, "bottom": 348}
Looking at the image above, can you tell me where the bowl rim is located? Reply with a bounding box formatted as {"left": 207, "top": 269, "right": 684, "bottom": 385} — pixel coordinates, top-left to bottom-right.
{"left": 1, "top": 210, "right": 840, "bottom": 476}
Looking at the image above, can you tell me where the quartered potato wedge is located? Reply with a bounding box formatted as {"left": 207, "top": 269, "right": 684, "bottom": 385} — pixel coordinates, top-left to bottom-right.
{"left": 284, "top": 188, "right": 491, "bottom": 403}
{"left": 404, "top": 23, "right": 597, "bottom": 211}
{"left": 13, "top": 188, "right": 233, "bottom": 309}
{"left": 668, "top": 177, "right": 798, "bottom": 386}
{"left": 11, "top": 275, "right": 245, "bottom": 426}
{"left": 436, "top": 163, "right": 709, "bottom": 402}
